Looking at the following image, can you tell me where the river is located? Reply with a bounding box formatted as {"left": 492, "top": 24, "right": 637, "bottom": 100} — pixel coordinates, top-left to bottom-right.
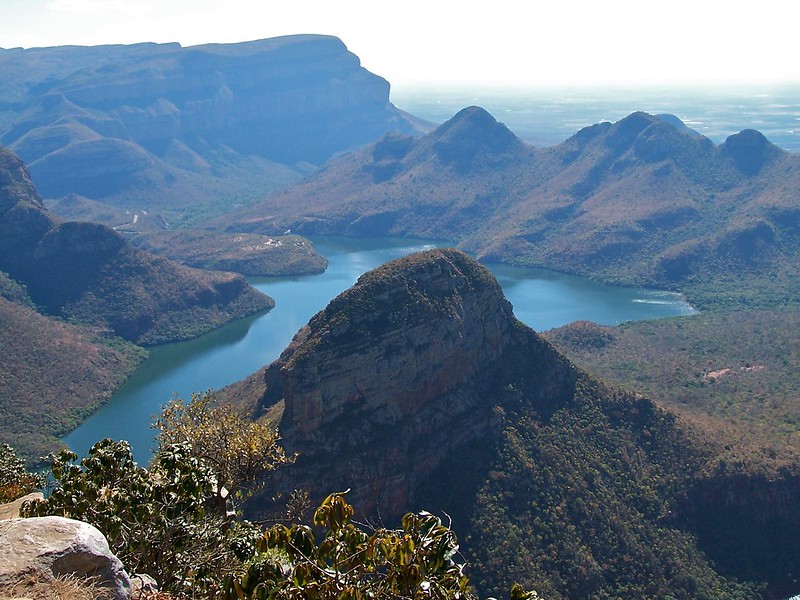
{"left": 63, "top": 237, "right": 695, "bottom": 462}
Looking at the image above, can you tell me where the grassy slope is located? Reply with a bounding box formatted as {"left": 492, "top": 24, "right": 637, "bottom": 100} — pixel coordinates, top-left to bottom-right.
{"left": 544, "top": 311, "right": 800, "bottom": 472}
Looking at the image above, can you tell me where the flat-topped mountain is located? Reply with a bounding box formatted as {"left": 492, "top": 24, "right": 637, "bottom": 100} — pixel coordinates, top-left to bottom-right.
{"left": 226, "top": 107, "right": 800, "bottom": 292}
{"left": 0, "top": 35, "right": 427, "bottom": 223}
{"left": 222, "top": 249, "right": 799, "bottom": 599}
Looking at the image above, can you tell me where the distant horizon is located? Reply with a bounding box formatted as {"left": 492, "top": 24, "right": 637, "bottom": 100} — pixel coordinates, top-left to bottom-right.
{"left": 2, "top": 0, "right": 798, "bottom": 89}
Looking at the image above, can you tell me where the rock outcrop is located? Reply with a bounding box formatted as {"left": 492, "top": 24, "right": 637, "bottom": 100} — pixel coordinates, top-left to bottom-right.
{"left": 226, "top": 249, "right": 538, "bottom": 515}
{"left": 0, "top": 516, "right": 131, "bottom": 600}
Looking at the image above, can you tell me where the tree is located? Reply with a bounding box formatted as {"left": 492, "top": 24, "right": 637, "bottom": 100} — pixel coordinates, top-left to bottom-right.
{"left": 222, "top": 492, "right": 541, "bottom": 600}
{"left": 155, "top": 390, "right": 293, "bottom": 516}
{"left": 0, "top": 443, "right": 42, "bottom": 503}
{"left": 22, "top": 439, "right": 251, "bottom": 593}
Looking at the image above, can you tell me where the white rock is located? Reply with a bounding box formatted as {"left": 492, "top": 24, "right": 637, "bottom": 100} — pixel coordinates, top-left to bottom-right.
{"left": 0, "top": 516, "right": 131, "bottom": 599}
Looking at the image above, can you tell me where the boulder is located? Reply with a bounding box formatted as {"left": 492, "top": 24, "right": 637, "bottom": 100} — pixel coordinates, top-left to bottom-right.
{"left": 0, "top": 516, "right": 131, "bottom": 600}
{"left": 0, "top": 492, "right": 43, "bottom": 520}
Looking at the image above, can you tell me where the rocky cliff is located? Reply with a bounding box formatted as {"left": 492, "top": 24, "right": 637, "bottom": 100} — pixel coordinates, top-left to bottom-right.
{"left": 0, "top": 35, "right": 427, "bottom": 221}
{"left": 222, "top": 248, "right": 798, "bottom": 598}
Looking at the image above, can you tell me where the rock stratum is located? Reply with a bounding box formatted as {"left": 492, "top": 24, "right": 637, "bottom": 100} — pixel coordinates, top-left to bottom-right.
{"left": 227, "top": 107, "right": 800, "bottom": 292}
{"left": 0, "top": 35, "right": 427, "bottom": 223}
{"left": 223, "top": 249, "right": 800, "bottom": 599}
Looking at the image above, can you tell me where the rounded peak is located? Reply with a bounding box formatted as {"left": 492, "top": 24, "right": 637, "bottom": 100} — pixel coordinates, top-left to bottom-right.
{"left": 721, "top": 129, "right": 781, "bottom": 175}
{"left": 280, "top": 248, "right": 519, "bottom": 436}
{"left": 333, "top": 248, "right": 507, "bottom": 319}
{"left": 434, "top": 106, "right": 507, "bottom": 137}
{"left": 722, "top": 128, "right": 771, "bottom": 149}
{"left": 604, "top": 112, "right": 661, "bottom": 150}
{"left": 430, "top": 107, "right": 523, "bottom": 171}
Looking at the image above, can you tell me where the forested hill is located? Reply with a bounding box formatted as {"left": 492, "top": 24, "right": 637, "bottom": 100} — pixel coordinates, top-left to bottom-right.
{"left": 222, "top": 249, "right": 800, "bottom": 599}
{"left": 0, "top": 146, "right": 273, "bottom": 345}
{"left": 225, "top": 107, "right": 800, "bottom": 300}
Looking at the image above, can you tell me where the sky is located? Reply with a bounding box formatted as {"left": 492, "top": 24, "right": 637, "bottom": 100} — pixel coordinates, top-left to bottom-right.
{"left": 1, "top": 0, "right": 799, "bottom": 89}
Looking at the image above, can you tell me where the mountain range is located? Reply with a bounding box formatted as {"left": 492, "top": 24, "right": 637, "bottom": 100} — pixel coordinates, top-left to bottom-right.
{"left": 0, "top": 35, "right": 427, "bottom": 226}
{"left": 224, "top": 107, "right": 800, "bottom": 294}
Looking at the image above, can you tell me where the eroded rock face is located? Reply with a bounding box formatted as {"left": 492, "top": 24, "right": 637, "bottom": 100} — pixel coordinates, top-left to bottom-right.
{"left": 280, "top": 248, "right": 516, "bottom": 437}
{"left": 242, "top": 248, "right": 573, "bottom": 516}
{"left": 0, "top": 516, "right": 131, "bottom": 600}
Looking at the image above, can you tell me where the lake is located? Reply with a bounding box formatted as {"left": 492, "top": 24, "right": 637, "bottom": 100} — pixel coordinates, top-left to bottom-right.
{"left": 63, "top": 237, "right": 695, "bottom": 462}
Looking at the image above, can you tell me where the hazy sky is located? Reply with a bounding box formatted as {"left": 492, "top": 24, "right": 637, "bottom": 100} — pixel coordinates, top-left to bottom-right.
{"left": 1, "top": 0, "right": 798, "bottom": 88}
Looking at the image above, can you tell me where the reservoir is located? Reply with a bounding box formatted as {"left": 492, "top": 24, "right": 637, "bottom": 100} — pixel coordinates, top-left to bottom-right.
{"left": 63, "top": 237, "right": 696, "bottom": 462}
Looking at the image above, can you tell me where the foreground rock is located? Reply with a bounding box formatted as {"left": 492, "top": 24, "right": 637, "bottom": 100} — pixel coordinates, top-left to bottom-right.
{"left": 0, "top": 492, "right": 43, "bottom": 520}
{"left": 0, "top": 516, "right": 131, "bottom": 600}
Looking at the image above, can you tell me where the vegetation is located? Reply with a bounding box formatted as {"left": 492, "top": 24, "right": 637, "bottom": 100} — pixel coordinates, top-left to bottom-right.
{"left": 0, "top": 572, "right": 117, "bottom": 600}
{"left": 222, "top": 492, "right": 539, "bottom": 600}
{"left": 1, "top": 146, "right": 275, "bottom": 347}
{"left": 15, "top": 396, "right": 537, "bottom": 599}
{"left": 23, "top": 438, "right": 243, "bottom": 593}
{"left": 544, "top": 310, "right": 800, "bottom": 470}
{"left": 0, "top": 443, "right": 43, "bottom": 502}
{"left": 0, "top": 294, "right": 146, "bottom": 462}
{"left": 422, "top": 375, "right": 762, "bottom": 600}
{"left": 155, "top": 391, "right": 294, "bottom": 514}
{"left": 21, "top": 393, "right": 292, "bottom": 593}
{"left": 131, "top": 231, "right": 327, "bottom": 277}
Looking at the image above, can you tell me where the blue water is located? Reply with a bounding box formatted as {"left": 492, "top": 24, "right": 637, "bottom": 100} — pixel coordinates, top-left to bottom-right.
{"left": 63, "top": 237, "right": 694, "bottom": 463}
{"left": 391, "top": 83, "right": 800, "bottom": 151}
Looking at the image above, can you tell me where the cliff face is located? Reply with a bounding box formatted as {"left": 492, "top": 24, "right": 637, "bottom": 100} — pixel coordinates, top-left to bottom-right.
{"left": 0, "top": 35, "right": 426, "bottom": 215}
{"left": 221, "top": 248, "right": 800, "bottom": 598}
{"left": 280, "top": 250, "right": 516, "bottom": 437}
{"left": 245, "top": 249, "right": 529, "bottom": 515}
